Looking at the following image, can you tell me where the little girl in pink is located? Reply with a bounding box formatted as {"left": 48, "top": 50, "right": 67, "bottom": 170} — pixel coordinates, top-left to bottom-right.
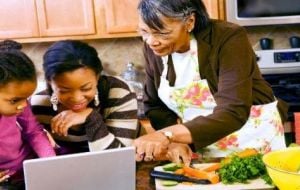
{"left": 0, "top": 40, "right": 55, "bottom": 186}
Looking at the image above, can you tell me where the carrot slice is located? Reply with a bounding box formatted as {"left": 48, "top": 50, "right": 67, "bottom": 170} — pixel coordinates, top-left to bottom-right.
{"left": 222, "top": 148, "right": 259, "bottom": 164}
{"left": 236, "top": 148, "right": 258, "bottom": 158}
{"left": 174, "top": 168, "right": 184, "bottom": 175}
{"left": 182, "top": 166, "right": 220, "bottom": 184}
{"left": 202, "top": 163, "right": 221, "bottom": 172}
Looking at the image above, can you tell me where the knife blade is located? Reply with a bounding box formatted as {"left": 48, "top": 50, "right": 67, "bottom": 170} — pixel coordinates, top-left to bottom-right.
{"left": 150, "top": 170, "right": 211, "bottom": 184}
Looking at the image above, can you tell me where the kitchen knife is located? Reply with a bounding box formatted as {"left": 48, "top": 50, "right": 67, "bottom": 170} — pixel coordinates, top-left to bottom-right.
{"left": 150, "top": 170, "right": 211, "bottom": 184}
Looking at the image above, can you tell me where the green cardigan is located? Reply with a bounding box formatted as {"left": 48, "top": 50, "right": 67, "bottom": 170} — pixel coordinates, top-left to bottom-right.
{"left": 143, "top": 19, "right": 288, "bottom": 150}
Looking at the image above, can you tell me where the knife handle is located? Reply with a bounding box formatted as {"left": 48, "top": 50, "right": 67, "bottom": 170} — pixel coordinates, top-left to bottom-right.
{"left": 150, "top": 170, "right": 210, "bottom": 184}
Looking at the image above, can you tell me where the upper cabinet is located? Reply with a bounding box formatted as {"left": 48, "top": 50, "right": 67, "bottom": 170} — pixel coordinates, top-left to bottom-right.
{"left": 203, "top": 0, "right": 225, "bottom": 20}
{"left": 104, "top": 0, "right": 139, "bottom": 34}
{"left": 95, "top": 0, "right": 139, "bottom": 38}
{"left": 0, "top": 0, "right": 39, "bottom": 39}
{"left": 0, "top": 0, "right": 225, "bottom": 42}
{"left": 0, "top": 0, "right": 98, "bottom": 42}
{"left": 36, "top": 0, "right": 96, "bottom": 37}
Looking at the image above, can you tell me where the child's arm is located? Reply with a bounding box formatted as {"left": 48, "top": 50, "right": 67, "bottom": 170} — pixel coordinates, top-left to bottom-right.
{"left": 16, "top": 103, "right": 56, "bottom": 157}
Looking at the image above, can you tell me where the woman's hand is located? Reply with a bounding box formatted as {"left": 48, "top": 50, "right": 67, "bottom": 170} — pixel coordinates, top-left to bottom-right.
{"left": 153, "top": 143, "right": 193, "bottom": 166}
{"left": 166, "top": 143, "right": 193, "bottom": 166}
{"left": 0, "top": 170, "right": 9, "bottom": 183}
{"left": 51, "top": 108, "right": 93, "bottom": 136}
{"left": 133, "top": 131, "right": 170, "bottom": 162}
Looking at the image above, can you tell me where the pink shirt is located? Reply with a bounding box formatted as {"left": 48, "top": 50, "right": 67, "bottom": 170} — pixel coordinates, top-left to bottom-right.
{"left": 0, "top": 104, "right": 55, "bottom": 175}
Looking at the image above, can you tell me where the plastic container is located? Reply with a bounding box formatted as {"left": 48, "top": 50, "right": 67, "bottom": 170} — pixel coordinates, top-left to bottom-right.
{"left": 263, "top": 147, "right": 300, "bottom": 190}
{"left": 121, "top": 62, "right": 145, "bottom": 118}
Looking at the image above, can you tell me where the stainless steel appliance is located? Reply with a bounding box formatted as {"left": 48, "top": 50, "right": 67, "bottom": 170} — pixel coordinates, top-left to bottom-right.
{"left": 256, "top": 48, "right": 300, "bottom": 121}
{"left": 226, "top": 0, "right": 300, "bottom": 26}
{"left": 256, "top": 48, "right": 300, "bottom": 75}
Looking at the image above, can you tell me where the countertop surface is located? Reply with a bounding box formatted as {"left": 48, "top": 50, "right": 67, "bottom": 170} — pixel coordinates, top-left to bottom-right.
{"left": 136, "top": 161, "right": 161, "bottom": 190}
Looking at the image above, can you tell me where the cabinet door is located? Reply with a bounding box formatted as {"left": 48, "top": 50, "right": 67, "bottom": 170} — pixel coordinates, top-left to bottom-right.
{"left": 104, "top": 0, "right": 139, "bottom": 34}
{"left": 36, "top": 0, "right": 96, "bottom": 37}
{"left": 0, "top": 0, "right": 39, "bottom": 39}
{"left": 202, "top": 0, "right": 220, "bottom": 19}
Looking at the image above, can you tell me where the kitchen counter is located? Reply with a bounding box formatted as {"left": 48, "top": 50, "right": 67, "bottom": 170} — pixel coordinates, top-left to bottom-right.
{"left": 136, "top": 161, "right": 162, "bottom": 190}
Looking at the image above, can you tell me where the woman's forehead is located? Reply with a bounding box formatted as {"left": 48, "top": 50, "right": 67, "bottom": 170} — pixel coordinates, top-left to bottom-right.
{"left": 52, "top": 68, "right": 96, "bottom": 83}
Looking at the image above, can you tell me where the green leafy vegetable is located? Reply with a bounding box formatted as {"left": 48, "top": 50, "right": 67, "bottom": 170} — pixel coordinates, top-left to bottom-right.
{"left": 218, "top": 154, "right": 273, "bottom": 185}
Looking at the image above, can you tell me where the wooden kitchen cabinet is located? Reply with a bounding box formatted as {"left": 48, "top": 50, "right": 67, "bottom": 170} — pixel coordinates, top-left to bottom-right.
{"left": 203, "top": 0, "right": 226, "bottom": 20}
{"left": 0, "top": 0, "right": 225, "bottom": 42}
{"left": 0, "top": 0, "right": 39, "bottom": 39}
{"left": 0, "top": 0, "right": 96, "bottom": 42}
{"left": 94, "top": 0, "right": 140, "bottom": 38}
{"left": 0, "top": 0, "right": 139, "bottom": 42}
{"left": 36, "top": 0, "right": 96, "bottom": 37}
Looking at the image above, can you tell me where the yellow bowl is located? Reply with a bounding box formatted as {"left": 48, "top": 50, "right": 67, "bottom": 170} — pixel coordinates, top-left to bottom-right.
{"left": 263, "top": 147, "right": 300, "bottom": 190}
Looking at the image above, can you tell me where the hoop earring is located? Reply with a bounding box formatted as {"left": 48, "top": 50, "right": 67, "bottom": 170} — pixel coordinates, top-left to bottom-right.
{"left": 94, "top": 89, "right": 100, "bottom": 106}
{"left": 50, "top": 93, "right": 58, "bottom": 111}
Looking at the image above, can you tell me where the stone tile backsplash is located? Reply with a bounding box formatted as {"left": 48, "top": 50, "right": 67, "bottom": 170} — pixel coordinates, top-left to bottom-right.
{"left": 21, "top": 24, "right": 300, "bottom": 87}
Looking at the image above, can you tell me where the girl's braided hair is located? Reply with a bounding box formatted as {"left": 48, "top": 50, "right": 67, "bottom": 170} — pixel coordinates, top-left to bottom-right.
{"left": 0, "top": 40, "right": 36, "bottom": 86}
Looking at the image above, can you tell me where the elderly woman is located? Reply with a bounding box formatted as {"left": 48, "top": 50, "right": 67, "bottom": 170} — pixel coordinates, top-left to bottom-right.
{"left": 31, "top": 40, "right": 138, "bottom": 154}
{"left": 134, "top": 0, "right": 288, "bottom": 165}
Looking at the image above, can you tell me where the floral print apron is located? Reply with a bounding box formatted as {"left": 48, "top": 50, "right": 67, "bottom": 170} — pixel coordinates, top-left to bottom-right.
{"left": 158, "top": 37, "right": 286, "bottom": 157}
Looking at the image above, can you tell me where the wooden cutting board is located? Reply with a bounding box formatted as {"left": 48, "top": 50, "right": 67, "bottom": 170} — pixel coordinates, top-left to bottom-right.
{"left": 154, "top": 164, "right": 275, "bottom": 190}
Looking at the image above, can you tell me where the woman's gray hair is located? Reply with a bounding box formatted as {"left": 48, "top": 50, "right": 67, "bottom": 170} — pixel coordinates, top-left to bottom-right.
{"left": 138, "top": 0, "right": 209, "bottom": 33}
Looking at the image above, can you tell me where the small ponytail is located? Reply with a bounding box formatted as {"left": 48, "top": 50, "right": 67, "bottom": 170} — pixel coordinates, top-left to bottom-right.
{"left": 0, "top": 40, "right": 36, "bottom": 86}
{"left": 0, "top": 40, "right": 22, "bottom": 52}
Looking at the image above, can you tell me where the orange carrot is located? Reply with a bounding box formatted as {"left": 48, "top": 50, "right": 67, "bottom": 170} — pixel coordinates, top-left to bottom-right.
{"left": 202, "top": 163, "right": 221, "bottom": 172}
{"left": 236, "top": 148, "right": 258, "bottom": 158}
{"left": 182, "top": 166, "right": 220, "bottom": 184}
{"left": 223, "top": 148, "right": 259, "bottom": 164}
{"left": 174, "top": 168, "right": 184, "bottom": 175}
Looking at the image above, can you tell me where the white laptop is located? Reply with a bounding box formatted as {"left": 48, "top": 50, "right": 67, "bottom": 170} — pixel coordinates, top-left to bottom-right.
{"left": 23, "top": 146, "right": 136, "bottom": 190}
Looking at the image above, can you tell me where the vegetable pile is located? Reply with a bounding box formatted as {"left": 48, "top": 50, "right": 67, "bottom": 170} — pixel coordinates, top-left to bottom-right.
{"left": 158, "top": 148, "right": 275, "bottom": 187}
{"left": 218, "top": 149, "right": 272, "bottom": 185}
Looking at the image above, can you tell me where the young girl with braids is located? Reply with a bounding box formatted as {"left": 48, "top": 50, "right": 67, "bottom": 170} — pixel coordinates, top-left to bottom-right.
{"left": 0, "top": 40, "right": 55, "bottom": 187}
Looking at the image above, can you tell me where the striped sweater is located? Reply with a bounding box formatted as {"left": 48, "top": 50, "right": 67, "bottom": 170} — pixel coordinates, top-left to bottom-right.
{"left": 30, "top": 75, "right": 138, "bottom": 153}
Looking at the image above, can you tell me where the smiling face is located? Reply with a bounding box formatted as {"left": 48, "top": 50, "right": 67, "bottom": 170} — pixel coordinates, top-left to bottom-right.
{"left": 49, "top": 67, "right": 99, "bottom": 112}
{"left": 0, "top": 80, "right": 36, "bottom": 116}
{"left": 138, "top": 14, "right": 195, "bottom": 56}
